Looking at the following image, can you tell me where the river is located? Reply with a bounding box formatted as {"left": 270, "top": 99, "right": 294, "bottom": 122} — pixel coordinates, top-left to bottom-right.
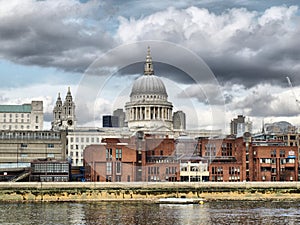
{"left": 0, "top": 200, "right": 299, "bottom": 224}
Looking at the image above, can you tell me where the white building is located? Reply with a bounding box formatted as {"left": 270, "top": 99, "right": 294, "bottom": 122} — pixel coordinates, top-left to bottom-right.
{"left": 0, "top": 101, "right": 43, "bottom": 131}
{"left": 67, "top": 128, "right": 132, "bottom": 167}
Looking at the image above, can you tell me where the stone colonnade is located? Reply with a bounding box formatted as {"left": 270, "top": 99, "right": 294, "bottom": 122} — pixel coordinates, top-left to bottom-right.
{"left": 128, "top": 106, "right": 172, "bottom": 121}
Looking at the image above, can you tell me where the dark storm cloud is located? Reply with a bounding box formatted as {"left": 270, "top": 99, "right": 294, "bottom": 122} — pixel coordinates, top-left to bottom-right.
{"left": 0, "top": 0, "right": 115, "bottom": 73}
{"left": 118, "top": 62, "right": 195, "bottom": 84}
{"left": 116, "top": 4, "right": 300, "bottom": 90}
{"left": 235, "top": 91, "right": 299, "bottom": 117}
{"left": 1, "top": 1, "right": 300, "bottom": 90}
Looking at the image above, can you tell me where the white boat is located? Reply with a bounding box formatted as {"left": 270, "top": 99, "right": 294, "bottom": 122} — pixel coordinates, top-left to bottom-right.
{"left": 157, "top": 198, "right": 205, "bottom": 204}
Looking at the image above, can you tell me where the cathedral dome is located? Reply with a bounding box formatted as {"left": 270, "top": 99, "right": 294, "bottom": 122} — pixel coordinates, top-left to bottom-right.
{"left": 130, "top": 75, "right": 167, "bottom": 98}
{"left": 129, "top": 46, "right": 168, "bottom": 101}
{"left": 125, "top": 47, "right": 173, "bottom": 131}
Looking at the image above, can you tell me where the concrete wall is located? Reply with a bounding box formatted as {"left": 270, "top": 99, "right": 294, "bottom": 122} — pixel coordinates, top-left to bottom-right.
{"left": 1, "top": 182, "right": 300, "bottom": 202}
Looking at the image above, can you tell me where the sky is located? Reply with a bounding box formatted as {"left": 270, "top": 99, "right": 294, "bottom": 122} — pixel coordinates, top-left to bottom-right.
{"left": 1, "top": 0, "right": 300, "bottom": 133}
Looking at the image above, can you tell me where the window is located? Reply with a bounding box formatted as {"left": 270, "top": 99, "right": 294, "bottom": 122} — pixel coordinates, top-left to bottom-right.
{"left": 280, "top": 150, "right": 285, "bottom": 157}
{"left": 36, "top": 116, "right": 39, "bottom": 123}
{"left": 116, "top": 162, "right": 121, "bottom": 174}
{"left": 21, "top": 143, "right": 27, "bottom": 148}
{"left": 86, "top": 137, "right": 89, "bottom": 142}
{"left": 287, "top": 158, "right": 295, "bottom": 163}
{"left": 106, "top": 162, "right": 112, "bottom": 175}
{"left": 47, "top": 144, "right": 54, "bottom": 148}
{"left": 106, "top": 148, "right": 112, "bottom": 160}
{"left": 47, "top": 153, "right": 55, "bottom": 158}
{"left": 116, "top": 149, "right": 122, "bottom": 160}
{"left": 271, "top": 149, "right": 276, "bottom": 157}
{"left": 70, "top": 137, "right": 74, "bottom": 142}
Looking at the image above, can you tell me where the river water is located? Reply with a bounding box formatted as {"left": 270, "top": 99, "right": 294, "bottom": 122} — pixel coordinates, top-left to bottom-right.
{"left": 0, "top": 200, "right": 300, "bottom": 225}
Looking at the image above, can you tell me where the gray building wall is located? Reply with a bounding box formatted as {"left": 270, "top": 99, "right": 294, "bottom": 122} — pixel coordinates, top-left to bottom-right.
{"left": 173, "top": 111, "right": 186, "bottom": 130}
{"left": 0, "top": 130, "right": 67, "bottom": 169}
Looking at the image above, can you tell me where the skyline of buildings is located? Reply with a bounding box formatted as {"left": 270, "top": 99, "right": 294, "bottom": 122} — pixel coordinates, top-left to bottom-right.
{"left": 0, "top": 47, "right": 299, "bottom": 183}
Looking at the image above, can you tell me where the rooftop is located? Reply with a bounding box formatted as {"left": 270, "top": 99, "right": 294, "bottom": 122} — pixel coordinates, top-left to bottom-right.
{"left": 0, "top": 104, "right": 32, "bottom": 113}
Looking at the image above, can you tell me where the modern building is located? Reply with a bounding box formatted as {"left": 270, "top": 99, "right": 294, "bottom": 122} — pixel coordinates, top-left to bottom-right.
{"left": 230, "top": 115, "right": 252, "bottom": 137}
{"left": 196, "top": 133, "right": 298, "bottom": 182}
{"left": 52, "top": 87, "right": 76, "bottom": 131}
{"left": 252, "top": 145, "right": 298, "bottom": 181}
{"left": 125, "top": 47, "right": 173, "bottom": 131}
{"left": 66, "top": 129, "right": 102, "bottom": 167}
{"left": 29, "top": 158, "right": 70, "bottom": 182}
{"left": 173, "top": 111, "right": 186, "bottom": 130}
{"left": 102, "top": 115, "right": 119, "bottom": 128}
{"left": 113, "top": 108, "right": 126, "bottom": 127}
{"left": 84, "top": 134, "right": 180, "bottom": 182}
{"left": 265, "top": 121, "right": 296, "bottom": 134}
{"left": 0, "top": 130, "right": 67, "bottom": 169}
{"left": 0, "top": 101, "right": 43, "bottom": 131}
{"left": 180, "top": 161, "right": 209, "bottom": 182}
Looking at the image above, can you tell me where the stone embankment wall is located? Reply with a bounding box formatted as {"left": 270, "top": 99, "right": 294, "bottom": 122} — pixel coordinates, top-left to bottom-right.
{"left": 1, "top": 182, "right": 300, "bottom": 202}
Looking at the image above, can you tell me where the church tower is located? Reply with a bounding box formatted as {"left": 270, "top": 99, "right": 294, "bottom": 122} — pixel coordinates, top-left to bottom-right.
{"left": 52, "top": 87, "right": 76, "bottom": 131}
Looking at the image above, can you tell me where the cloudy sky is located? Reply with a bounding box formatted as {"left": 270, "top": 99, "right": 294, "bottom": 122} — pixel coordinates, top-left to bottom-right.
{"left": 1, "top": 0, "right": 300, "bottom": 133}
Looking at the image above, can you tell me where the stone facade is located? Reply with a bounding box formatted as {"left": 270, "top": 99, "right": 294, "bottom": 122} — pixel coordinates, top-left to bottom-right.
{"left": 52, "top": 87, "right": 76, "bottom": 131}
{"left": 0, "top": 101, "right": 43, "bottom": 131}
{"left": 125, "top": 47, "right": 173, "bottom": 131}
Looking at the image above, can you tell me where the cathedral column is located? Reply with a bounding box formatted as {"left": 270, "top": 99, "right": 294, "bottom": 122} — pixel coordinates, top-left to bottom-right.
{"left": 158, "top": 107, "right": 160, "bottom": 119}
{"left": 134, "top": 107, "right": 137, "bottom": 120}
{"left": 139, "top": 107, "right": 142, "bottom": 120}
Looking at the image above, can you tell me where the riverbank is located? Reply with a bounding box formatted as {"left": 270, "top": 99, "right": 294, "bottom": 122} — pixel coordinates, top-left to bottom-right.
{"left": 1, "top": 182, "right": 300, "bottom": 202}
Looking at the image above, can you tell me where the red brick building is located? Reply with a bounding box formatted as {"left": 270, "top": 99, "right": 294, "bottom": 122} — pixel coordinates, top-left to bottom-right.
{"left": 252, "top": 145, "right": 298, "bottom": 181}
{"left": 196, "top": 133, "right": 298, "bottom": 182}
{"left": 84, "top": 134, "right": 180, "bottom": 182}
{"left": 84, "top": 137, "right": 139, "bottom": 182}
{"left": 84, "top": 132, "right": 298, "bottom": 182}
{"left": 196, "top": 136, "right": 245, "bottom": 182}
